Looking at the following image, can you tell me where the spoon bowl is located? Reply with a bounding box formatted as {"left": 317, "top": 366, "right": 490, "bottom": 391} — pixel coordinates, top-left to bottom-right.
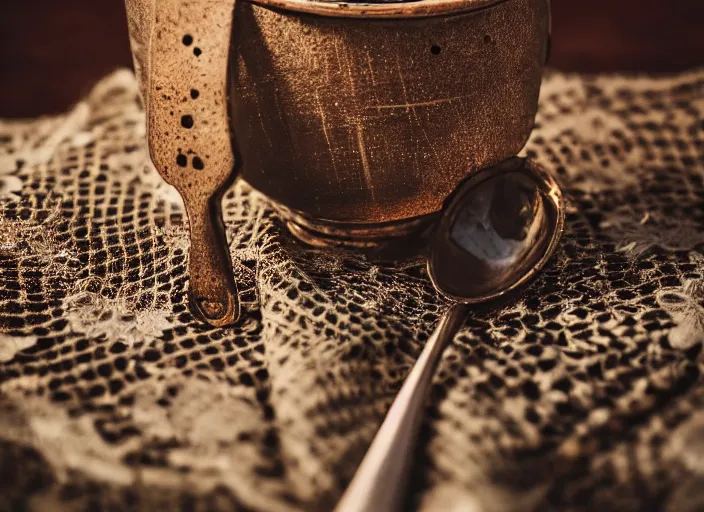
{"left": 430, "top": 158, "right": 564, "bottom": 303}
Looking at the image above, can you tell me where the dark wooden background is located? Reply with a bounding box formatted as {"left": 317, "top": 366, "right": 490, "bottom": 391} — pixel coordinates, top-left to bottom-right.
{"left": 2, "top": 0, "right": 703, "bottom": 117}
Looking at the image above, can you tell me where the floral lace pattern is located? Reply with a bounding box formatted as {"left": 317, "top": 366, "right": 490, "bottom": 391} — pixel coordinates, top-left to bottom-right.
{"left": 1, "top": 69, "right": 703, "bottom": 511}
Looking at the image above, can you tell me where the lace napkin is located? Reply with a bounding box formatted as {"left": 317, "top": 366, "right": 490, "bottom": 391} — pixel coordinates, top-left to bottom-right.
{"left": 1, "top": 69, "right": 703, "bottom": 512}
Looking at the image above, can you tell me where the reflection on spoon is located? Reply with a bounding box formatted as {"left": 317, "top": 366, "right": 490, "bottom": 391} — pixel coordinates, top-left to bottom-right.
{"left": 335, "top": 158, "right": 565, "bottom": 512}
{"left": 449, "top": 171, "right": 544, "bottom": 266}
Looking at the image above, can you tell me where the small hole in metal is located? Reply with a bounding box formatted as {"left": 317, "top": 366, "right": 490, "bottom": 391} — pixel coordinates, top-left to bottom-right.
{"left": 181, "top": 115, "right": 194, "bottom": 129}
{"left": 430, "top": 45, "right": 441, "bottom": 55}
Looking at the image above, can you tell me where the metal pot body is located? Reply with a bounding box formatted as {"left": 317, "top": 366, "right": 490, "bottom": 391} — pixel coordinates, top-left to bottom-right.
{"left": 232, "top": 0, "right": 550, "bottom": 224}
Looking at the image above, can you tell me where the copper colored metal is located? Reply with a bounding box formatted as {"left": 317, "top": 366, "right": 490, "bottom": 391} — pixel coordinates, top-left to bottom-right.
{"left": 249, "top": 0, "right": 506, "bottom": 19}
{"left": 125, "top": 0, "right": 550, "bottom": 326}
{"left": 273, "top": 200, "right": 437, "bottom": 250}
{"left": 126, "top": 0, "right": 241, "bottom": 326}
{"left": 232, "top": 0, "right": 550, "bottom": 224}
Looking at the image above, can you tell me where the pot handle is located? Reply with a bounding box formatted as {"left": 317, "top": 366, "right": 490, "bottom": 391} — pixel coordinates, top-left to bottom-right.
{"left": 126, "top": 0, "right": 241, "bottom": 326}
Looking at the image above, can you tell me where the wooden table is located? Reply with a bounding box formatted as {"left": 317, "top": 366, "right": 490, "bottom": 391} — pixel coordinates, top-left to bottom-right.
{"left": 1, "top": 0, "right": 703, "bottom": 117}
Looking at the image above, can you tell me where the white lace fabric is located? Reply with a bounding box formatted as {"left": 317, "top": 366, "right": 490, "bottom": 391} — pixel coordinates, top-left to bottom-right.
{"left": 1, "top": 69, "right": 704, "bottom": 511}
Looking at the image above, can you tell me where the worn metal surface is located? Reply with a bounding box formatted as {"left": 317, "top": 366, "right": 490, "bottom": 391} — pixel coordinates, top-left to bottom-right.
{"left": 232, "top": 0, "right": 550, "bottom": 224}
{"left": 125, "top": 0, "right": 549, "bottom": 325}
{"left": 126, "top": 0, "right": 241, "bottom": 326}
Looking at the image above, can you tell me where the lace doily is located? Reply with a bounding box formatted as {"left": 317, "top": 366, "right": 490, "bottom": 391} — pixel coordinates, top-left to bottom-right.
{"left": 1, "top": 69, "right": 704, "bottom": 512}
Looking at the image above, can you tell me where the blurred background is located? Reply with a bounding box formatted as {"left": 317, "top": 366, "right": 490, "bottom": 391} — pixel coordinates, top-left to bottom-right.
{"left": 1, "top": 0, "right": 703, "bottom": 117}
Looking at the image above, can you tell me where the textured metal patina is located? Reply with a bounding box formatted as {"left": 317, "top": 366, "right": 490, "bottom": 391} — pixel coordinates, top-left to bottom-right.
{"left": 127, "top": 0, "right": 241, "bottom": 326}
{"left": 126, "top": 0, "right": 550, "bottom": 325}
{"left": 232, "top": 0, "right": 550, "bottom": 224}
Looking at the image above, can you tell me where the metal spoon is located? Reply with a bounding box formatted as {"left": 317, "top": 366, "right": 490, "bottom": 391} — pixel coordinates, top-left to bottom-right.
{"left": 335, "top": 158, "right": 565, "bottom": 512}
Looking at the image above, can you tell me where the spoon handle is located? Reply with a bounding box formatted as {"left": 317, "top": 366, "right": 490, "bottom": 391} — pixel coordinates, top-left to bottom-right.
{"left": 185, "top": 195, "right": 240, "bottom": 327}
{"left": 335, "top": 303, "right": 469, "bottom": 512}
{"left": 126, "top": 0, "right": 241, "bottom": 327}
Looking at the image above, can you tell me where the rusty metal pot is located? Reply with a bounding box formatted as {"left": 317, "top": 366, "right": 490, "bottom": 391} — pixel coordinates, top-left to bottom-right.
{"left": 125, "top": 0, "right": 550, "bottom": 325}
{"left": 233, "top": 0, "right": 550, "bottom": 229}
